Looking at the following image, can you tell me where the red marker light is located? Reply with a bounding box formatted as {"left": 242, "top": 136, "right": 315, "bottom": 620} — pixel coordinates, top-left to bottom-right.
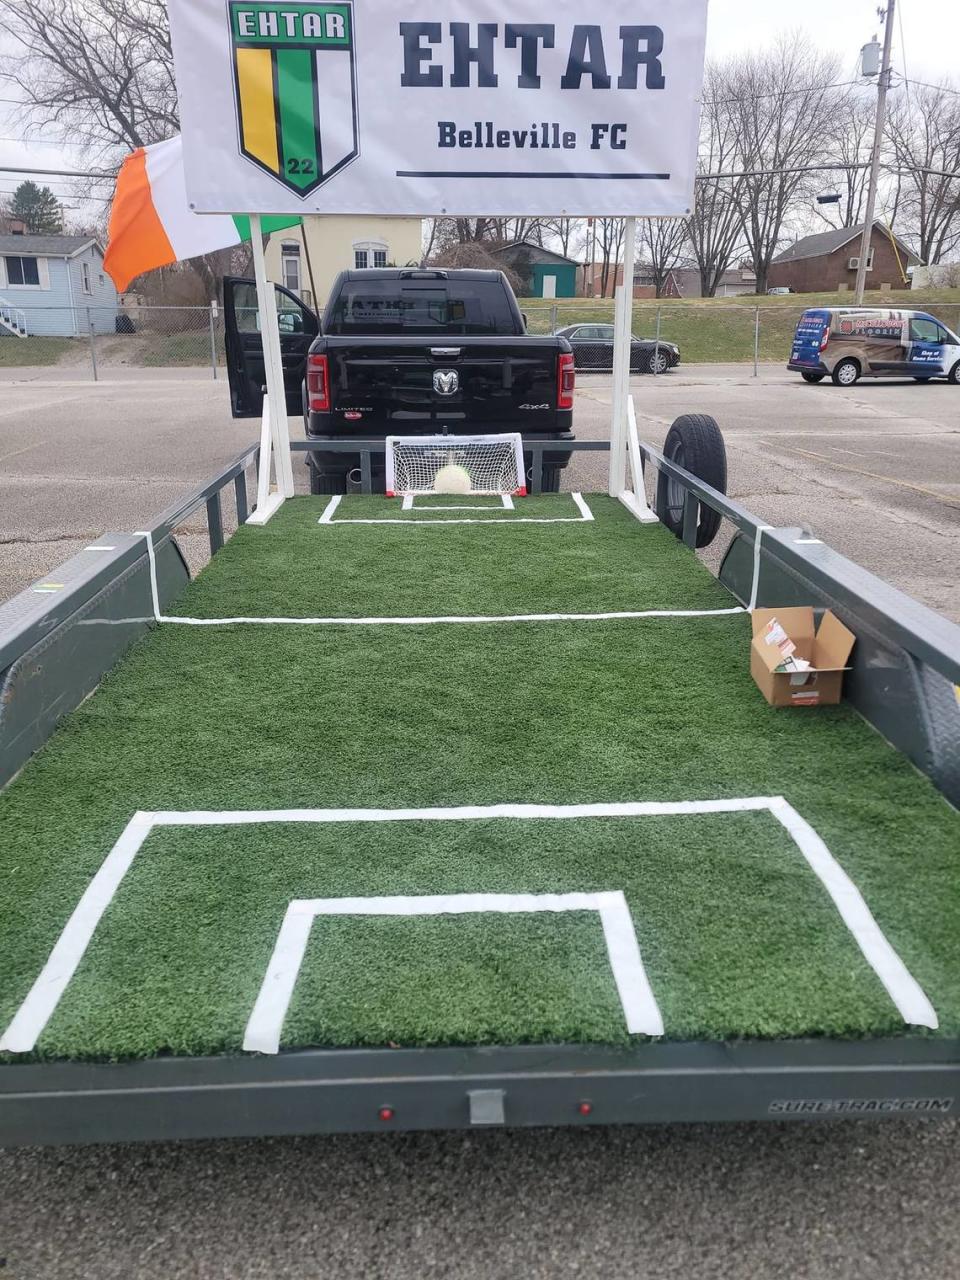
{"left": 578, "top": 1101, "right": 593, "bottom": 1116}
{"left": 379, "top": 1106, "right": 395, "bottom": 1122}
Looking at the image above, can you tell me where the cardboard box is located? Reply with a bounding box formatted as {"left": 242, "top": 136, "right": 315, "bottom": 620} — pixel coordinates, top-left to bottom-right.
{"left": 750, "top": 607, "right": 856, "bottom": 707}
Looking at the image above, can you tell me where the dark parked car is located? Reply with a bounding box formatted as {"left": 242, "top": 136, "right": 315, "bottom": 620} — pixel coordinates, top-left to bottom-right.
{"left": 555, "top": 322, "right": 680, "bottom": 374}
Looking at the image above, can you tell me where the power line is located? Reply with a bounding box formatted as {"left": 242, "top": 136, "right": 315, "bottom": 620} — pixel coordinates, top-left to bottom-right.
{"left": 704, "top": 79, "right": 864, "bottom": 107}
{"left": 902, "top": 77, "right": 960, "bottom": 97}
{"left": 697, "top": 161, "right": 960, "bottom": 181}
{"left": 0, "top": 163, "right": 116, "bottom": 178}
{"left": 0, "top": 135, "right": 89, "bottom": 147}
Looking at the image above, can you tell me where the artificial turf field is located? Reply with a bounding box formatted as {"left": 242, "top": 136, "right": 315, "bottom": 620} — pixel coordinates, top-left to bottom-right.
{"left": 1, "top": 493, "right": 959, "bottom": 1063}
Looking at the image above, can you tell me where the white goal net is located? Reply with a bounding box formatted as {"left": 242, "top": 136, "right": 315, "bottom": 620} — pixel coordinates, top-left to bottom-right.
{"left": 385, "top": 433, "right": 526, "bottom": 497}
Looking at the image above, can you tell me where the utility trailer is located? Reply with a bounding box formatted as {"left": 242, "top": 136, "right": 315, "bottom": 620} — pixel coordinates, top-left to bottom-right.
{"left": 1, "top": 426, "right": 959, "bottom": 1147}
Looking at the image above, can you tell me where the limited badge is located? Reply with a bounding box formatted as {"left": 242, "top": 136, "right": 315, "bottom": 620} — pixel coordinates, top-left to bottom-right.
{"left": 230, "top": 1, "right": 358, "bottom": 196}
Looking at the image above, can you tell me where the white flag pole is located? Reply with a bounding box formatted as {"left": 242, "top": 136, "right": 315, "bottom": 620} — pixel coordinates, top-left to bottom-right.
{"left": 250, "top": 213, "right": 295, "bottom": 512}
{"left": 608, "top": 216, "right": 637, "bottom": 497}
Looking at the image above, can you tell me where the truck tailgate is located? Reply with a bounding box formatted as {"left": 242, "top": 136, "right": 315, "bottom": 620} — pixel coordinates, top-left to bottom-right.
{"left": 327, "top": 336, "right": 562, "bottom": 432}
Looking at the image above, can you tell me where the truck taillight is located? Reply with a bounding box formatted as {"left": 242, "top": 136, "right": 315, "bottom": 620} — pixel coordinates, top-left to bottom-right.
{"left": 307, "top": 353, "right": 330, "bottom": 412}
{"left": 819, "top": 327, "right": 831, "bottom": 352}
{"left": 558, "top": 351, "right": 575, "bottom": 410}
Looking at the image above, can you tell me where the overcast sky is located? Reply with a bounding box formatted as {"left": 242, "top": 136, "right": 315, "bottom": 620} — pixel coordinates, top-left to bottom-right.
{"left": 706, "top": 0, "right": 960, "bottom": 80}
{"left": 1, "top": 0, "right": 959, "bottom": 221}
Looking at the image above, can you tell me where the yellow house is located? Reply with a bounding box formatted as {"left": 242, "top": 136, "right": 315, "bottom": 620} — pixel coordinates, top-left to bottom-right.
{"left": 263, "top": 216, "right": 423, "bottom": 311}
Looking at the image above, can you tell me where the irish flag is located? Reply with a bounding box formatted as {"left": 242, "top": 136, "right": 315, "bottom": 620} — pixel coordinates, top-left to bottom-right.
{"left": 104, "top": 135, "right": 299, "bottom": 292}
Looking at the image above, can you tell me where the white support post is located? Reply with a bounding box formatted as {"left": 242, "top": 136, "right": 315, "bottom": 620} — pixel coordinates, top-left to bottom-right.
{"left": 246, "top": 394, "right": 285, "bottom": 526}
{"left": 249, "top": 213, "right": 295, "bottom": 519}
{"left": 608, "top": 216, "right": 637, "bottom": 497}
{"left": 619, "top": 394, "right": 658, "bottom": 524}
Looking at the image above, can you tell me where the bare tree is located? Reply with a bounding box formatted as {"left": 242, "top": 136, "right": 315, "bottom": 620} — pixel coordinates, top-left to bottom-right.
{"left": 813, "top": 89, "right": 878, "bottom": 230}
{"left": 638, "top": 218, "right": 689, "bottom": 297}
{"left": 597, "top": 218, "right": 625, "bottom": 297}
{"left": 886, "top": 80, "right": 960, "bottom": 264}
{"left": 686, "top": 62, "right": 747, "bottom": 296}
{"left": 728, "top": 36, "right": 843, "bottom": 293}
{"left": 541, "top": 217, "right": 584, "bottom": 260}
{"left": 429, "top": 241, "right": 522, "bottom": 294}
{"left": 425, "top": 217, "right": 547, "bottom": 255}
{"left": 0, "top": 0, "right": 178, "bottom": 157}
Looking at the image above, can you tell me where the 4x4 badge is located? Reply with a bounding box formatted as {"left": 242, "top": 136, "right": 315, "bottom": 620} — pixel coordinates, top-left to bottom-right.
{"left": 230, "top": 1, "right": 358, "bottom": 197}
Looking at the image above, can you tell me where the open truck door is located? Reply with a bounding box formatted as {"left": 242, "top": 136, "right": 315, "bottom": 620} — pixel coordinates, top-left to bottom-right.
{"left": 223, "top": 277, "right": 319, "bottom": 418}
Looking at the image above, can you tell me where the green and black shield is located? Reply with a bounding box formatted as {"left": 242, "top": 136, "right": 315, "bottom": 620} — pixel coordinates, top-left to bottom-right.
{"left": 230, "top": 1, "right": 358, "bottom": 197}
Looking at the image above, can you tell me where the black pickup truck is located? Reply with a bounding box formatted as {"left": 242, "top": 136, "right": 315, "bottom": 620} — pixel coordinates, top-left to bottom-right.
{"left": 223, "top": 268, "right": 575, "bottom": 492}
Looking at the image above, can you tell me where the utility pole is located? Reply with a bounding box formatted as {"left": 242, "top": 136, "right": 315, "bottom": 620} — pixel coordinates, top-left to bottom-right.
{"left": 854, "top": 0, "right": 896, "bottom": 306}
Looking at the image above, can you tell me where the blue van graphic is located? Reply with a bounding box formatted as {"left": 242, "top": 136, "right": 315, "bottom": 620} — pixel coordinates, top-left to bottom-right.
{"left": 788, "top": 308, "right": 960, "bottom": 386}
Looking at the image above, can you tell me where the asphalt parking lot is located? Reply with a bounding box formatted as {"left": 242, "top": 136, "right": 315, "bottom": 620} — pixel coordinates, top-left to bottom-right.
{"left": 1, "top": 362, "right": 959, "bottom": 1279}
{"left": 2, "top": 362, "right": 957, "bottom": 619}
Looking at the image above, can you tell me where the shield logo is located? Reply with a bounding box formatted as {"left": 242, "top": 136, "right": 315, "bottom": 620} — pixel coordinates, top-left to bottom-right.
{"left": 230, "top": 1, "right": 358, "bottom": 197}
{"left": 433, "top": 370, "right": 459, "bottom": 396}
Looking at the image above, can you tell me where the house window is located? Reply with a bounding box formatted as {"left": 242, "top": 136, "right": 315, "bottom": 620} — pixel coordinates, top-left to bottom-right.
{"left": 81, "top": 261, "right": 92, "bottom": 293}
{"left": 280, "top": 240, "right": 301, "bottom": 294}
{"left": 353, "top": 240, "right": 388, "bottom": 271}
{"left": 4, "top": 255, "right": 40, "bottom": 286}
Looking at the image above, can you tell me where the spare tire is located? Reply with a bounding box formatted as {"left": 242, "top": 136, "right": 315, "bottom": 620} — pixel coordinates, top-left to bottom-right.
{"left": 660, "top": 414, "right": 727, "bottom": 548}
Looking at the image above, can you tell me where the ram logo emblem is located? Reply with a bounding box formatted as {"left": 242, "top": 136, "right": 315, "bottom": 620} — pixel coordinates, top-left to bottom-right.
{"left": 433, "top": 370, "right": 459, "bottom": 396}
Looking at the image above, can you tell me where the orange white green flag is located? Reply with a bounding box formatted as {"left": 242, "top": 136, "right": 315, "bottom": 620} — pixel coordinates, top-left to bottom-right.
{"left": 103, "top": 134, "right": 299, "bottom": 292}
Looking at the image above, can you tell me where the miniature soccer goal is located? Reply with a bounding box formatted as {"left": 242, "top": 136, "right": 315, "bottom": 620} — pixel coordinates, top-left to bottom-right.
{"left": 385, "top": 433, "right": 526, "bottom": 497}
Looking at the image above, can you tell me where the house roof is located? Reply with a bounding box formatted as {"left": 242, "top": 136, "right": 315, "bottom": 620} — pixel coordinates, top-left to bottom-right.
{"left": 773, "top": 222, "right": 917, "bottom": 265}
{"left": 492, "top": 240, "right": 579, "bottom": 266}
{"left": 0, "top": 233, "right": 101, "bottom": 257}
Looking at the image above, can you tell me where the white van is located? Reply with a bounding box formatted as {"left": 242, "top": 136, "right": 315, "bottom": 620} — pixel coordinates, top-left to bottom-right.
{"left": 788, "top": 308, "right": 960, "bottom": 386}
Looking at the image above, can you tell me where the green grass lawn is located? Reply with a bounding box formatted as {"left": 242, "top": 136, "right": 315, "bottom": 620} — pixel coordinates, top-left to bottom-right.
{"left": 1, "top": 496, "right": 959, "bottom": 1062}
{"left": 0, "top": 336, "right": 75, "bottom": 367}
{"left": 137, "top": 331, "right": 225, "bottom": 367}
{"left": 522, "top": 289, "right": 960, "bottom": 364}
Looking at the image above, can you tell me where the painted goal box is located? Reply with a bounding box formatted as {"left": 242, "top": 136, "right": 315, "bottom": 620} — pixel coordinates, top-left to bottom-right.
{"left": 167, "top": 0, "right": 709, "bottom": 215}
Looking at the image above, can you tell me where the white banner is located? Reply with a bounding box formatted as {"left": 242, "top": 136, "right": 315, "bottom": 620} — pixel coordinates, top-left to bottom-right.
{"left": 168, "top": 0, "right": 708, "bottom": 216}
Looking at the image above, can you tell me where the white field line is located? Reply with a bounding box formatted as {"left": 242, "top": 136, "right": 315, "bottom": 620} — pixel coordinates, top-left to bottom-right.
{"left": 0, "top": 797, "right": 937, "bottom": 1055}
{"left": 243, "top": 890, "right": 662, "bottom": 1053}
{"left": 318, "top": 492, "right": 594, "bottom": 525}
{"left": 0, "top": 811, "right": 155, "bottom": 1054}
{"left": 406, "top": 494, "right": 514, "bottom": 511}
{"left": 134, "top": 531, "right": 162, "bottom": 621}
{"left": 748, "top": 524, "right": 774, "bottom": 614}
{"left": 141, "top": 506, "right": 734, "bottom": 626}
{"left": 317, "top": 495, "right": 342, "bottom": 524}
{"left": 154, "top": 607, "right": 746, "bottom": 627}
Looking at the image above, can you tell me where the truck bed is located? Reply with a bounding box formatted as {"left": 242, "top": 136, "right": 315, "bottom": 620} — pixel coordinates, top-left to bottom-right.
{"left": 2, "top": 495, "right": 958, "bottom": 1078}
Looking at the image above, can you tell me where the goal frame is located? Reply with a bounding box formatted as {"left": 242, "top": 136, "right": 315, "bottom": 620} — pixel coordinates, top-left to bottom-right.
{"left": 385, "top": 433, "right": 527, "bottom": 498}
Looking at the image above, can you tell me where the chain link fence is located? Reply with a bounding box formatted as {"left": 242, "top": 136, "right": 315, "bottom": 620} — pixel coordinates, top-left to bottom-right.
{"left": 4, "top": 299, "right": 960, "bottom": 380}
{"left": 0, "top": 305, "right": 225, "bottom": 379}
{"left": 523, "top": 300, "right": 960, "bottom": 374}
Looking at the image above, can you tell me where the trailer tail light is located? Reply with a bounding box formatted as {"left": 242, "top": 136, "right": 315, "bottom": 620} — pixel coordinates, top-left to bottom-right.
{"left": 819, "top": 327, "right": 831, "bottom": 352}
{"left": 558, "top": 351, "right": 575, "bottom": 410}
{"left": 307, "top": 353, "right": 331, "bottom": 412}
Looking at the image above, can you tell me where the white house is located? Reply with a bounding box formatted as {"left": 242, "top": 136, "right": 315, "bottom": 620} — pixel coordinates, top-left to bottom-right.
{"left": 263, "top": 216, "right": 423, "bottom": 311}
{"left": 0, "top": 233, "right": 119, "bottom": 338}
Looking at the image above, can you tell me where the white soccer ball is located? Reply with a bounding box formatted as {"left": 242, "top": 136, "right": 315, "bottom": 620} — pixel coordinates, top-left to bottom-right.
{"left": 433, "top": 463, "right": 473, "bottom": 494}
